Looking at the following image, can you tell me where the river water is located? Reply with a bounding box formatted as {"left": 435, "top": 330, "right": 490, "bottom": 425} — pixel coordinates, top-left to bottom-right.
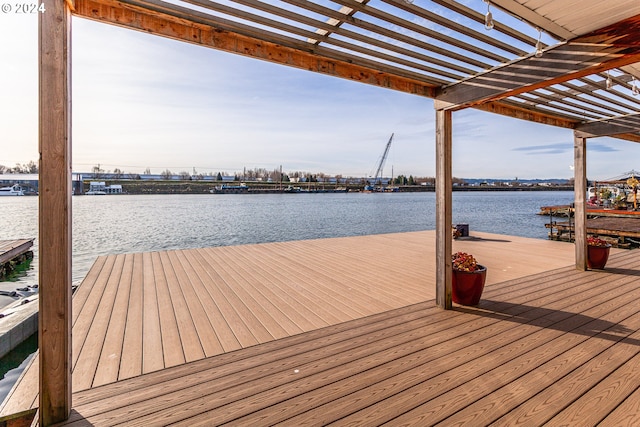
{"left": 0, "top": 190, "right": 574, "bottom": 401}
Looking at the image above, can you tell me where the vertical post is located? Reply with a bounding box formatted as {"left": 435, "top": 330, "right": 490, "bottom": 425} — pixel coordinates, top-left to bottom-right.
{"left": 574, "top": 132, "right": 587, "bottom": 271}
{"left": 435, "top": 103, "right": 453, "bottom": 309}
{"left": 39, "top": 0, "right": 72, "bottom": 424}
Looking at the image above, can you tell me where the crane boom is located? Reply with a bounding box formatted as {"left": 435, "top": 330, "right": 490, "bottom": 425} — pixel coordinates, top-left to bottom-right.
{"left": 371, "top": 133, "right": 394, "bottom": 188}
{"left": 364, "top": 134, "right": 393, "bottom": 191}
{"left": 373, "top": 133, "right": 394, "bottom": 185}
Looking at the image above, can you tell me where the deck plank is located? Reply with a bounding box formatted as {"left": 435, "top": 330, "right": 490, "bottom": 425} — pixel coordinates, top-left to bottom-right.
{"left": 92, "top": 253, "right": 134, "bottom": 388}
{"left": 175, "top": 248, "right": 255, "bottom": 351}
{"left": 72, "top": 254, "right": 126, "bottom": 391}
{"left": 8, "top": 230, "right": 639, "bottom": 425}
{"left": 176, "top": 249, "right": 243, "bottom": 352}
{"left": 52, "top": 250, "right": 640, "bottom": 427}
{"left": 141, "top": 252, "right": 164, "bottom": 374}
{"left": 191, "top": 248, "right": 289, "bottom": 342}
{"left": 118, "top": 253, "right": 144, "bottom": 381}
{"left": 158, "top": 251, "right": 205, "bottom": 363}
{"left": 180, "top": 268, "right": 640, "bottom": 426}
{"left": 169, "top": 250, "right": 226, "bottom": 356}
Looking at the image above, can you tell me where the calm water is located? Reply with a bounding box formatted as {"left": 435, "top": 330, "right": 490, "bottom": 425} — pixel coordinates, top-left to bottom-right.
{"left": 0, "top": 190, "right": 574, "bottom": 401}
{"left": 1, "top": 191, "right": 573, "bottom": 288}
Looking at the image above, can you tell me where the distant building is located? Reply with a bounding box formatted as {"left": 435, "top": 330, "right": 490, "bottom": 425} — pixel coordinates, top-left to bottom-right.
{"left": 0, "top": 173, "right": 83, "bottom": 194}
{"left": 87, "top": 181, "right": 123, "bottom": 195}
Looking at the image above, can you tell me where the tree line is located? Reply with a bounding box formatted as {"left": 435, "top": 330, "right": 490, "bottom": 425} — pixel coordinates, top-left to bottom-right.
{"left": 0, "top": 161, "right": 38, "bottom": 174}
{"left": 2, "top": 161, "right": 432, "bottom": 185}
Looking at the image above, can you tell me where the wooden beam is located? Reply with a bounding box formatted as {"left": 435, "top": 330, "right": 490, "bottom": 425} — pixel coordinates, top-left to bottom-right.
{"left": 574, "top": 133, "right": 587, "bottom": 271}
{"left": 616, "top": 133, "right": 640, "bottom": 143}
{"left": 575, "top": 113, "right": 640, "bottom": 137}
{"left": 435, "top": 103, "right": 452, "bottom": 309}
{"left": 72, "top": 0, "right": 437, "bottom": 97}
{"left": 307, "top": 0, "right": 368, "bottom": 44}
{"left": 475, "top": 100, "right": 578, "bottom": 129}
{"left": 39, "top": 0, "right": 72, "bottom": 424}
{"left": 437, "top": 14, "right": 640, "bottom": 109}
{"left": 477, "top": 102, "right": 640, "bottom": 142}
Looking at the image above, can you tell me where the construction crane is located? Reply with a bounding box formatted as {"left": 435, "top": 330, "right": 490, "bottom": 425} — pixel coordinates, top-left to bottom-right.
{"left": 365, "top": 133, "right": 394, "bottom": 192}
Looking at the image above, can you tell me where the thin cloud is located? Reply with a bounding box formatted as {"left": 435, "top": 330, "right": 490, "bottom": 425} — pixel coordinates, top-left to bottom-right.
{"left": 512, "top": 143, "right": 571, "bottom": 155}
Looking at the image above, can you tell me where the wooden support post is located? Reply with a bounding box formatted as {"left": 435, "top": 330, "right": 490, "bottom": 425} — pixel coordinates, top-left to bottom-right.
{"left": 574, "top": 133, "right": 587, "bottom": 271}
{"left": 39, "top": 0, "right": 72, "bottom": 424}
{"left": 435, "top": 104, "right": 453, "bottom": 309}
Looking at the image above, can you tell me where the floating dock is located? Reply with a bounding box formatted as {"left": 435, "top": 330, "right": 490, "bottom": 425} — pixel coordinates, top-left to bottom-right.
{"left": 4, "top": 232, "right": 640, "bottom": 425}
{"left": 541, "top": 205, "right": 640, "bottom": 246}
{"left": 0, "top": 240, "right": 33, "bottom": 280}
{"left": 0, "top": 239, "right": 38, "bottom": 363}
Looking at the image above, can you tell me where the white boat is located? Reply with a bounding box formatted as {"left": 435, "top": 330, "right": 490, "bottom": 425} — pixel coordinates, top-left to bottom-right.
{"left": 0, "top": 184, "right": 25, "bottom": 196}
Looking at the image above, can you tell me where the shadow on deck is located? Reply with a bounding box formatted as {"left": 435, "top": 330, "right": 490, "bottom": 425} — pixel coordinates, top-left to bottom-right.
{"left": 56, "top": 250, "right": 640, "bottom": 425}
{"left": 2, "top": 232, "right": 639, "bottom": 425}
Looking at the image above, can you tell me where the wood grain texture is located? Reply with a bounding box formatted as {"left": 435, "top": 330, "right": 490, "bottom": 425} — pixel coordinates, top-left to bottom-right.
{"left": 38, "top": 0, "right": 72, "bottom": 423}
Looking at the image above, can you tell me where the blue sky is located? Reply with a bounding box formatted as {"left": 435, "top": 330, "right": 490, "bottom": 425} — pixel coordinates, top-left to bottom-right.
{"left": 2, "top": 7, "right": 640, "bottom": 180}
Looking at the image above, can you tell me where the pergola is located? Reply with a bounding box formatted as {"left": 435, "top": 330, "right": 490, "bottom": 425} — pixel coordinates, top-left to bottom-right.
{"left": 39, "top": 0, "right": 640, "bottom": 424}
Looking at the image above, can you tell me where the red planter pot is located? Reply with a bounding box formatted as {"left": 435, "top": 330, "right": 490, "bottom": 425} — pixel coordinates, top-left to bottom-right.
{"left": 452, "top": 265, "right": 487, "bottom": 306}
{"left": 587, "top": 245, "right": 611, "bottom": 270}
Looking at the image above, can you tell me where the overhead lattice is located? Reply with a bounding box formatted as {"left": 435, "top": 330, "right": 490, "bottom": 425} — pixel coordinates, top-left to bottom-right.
{"left": 71, "top": 0, "right": 640, "bottom": 139}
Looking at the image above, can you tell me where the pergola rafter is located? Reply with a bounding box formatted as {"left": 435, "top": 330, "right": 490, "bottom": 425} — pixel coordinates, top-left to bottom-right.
{"left": 437, "top": 14, "right": 640, "bottom": 110}
{"left": 576, "top": 113, "right": 640, "bottom": 137}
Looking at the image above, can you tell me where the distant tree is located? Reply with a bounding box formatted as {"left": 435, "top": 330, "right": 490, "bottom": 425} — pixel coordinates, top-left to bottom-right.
{"left": 178, "top": 171, "right": 191, "bottom": 180}
{"left": 113, "top": 168, "right": 123, "bottom": 179}
{"left": 160, "top": 169, "right": 173, "bottom": 180}
{"left": 92, "top": 164, "right": 104, "bottom": 178}
{"left": 7, "top": 161, "right": 39, "bottom": 174}
{"left": 19, "top": 161, "right": 38, "bottom": 173}
{"left": 144, "top": 167, "right": 151, "bottom": 175}
{"left": 452, "top": 177, "right": 466, "bottom": 186}
{"left": 217, "top": 172, "right": 223, "bottom": 181}
{"left": 408, "top": 175, "right": 415, "bottom": 185}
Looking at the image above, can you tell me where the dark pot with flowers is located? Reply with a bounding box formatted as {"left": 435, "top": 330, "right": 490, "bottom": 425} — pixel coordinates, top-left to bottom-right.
{"left": 451, "top": 252, "right": 487, "bottom": 306}
{"left": 587, "top": 236, "right": 611, "bottom": 270}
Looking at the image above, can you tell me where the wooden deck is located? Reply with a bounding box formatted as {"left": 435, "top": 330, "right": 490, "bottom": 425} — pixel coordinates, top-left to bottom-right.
{"left": 5, "top": 231, "right": 640, "bottom": 425}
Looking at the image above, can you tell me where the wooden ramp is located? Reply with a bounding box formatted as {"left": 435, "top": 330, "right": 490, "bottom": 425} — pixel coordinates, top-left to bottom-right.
{"left": 1, "top": 230, "right": 615, "bottom": 424}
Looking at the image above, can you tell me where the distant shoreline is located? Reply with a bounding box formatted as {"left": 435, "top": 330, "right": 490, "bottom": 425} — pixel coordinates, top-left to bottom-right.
{"left": 79, "top": 181, "right": 574, "bottom": 195}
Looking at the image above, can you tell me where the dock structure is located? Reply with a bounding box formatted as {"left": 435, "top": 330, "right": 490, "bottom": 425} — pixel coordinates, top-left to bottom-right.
{"left": 0, "top": 240, "right": 34, "bottom": 280}
{"left": 539, "top": 205, "right": 640, "bottom": 246}
{"left": 6, "top": 231, "right": 640, "bottom": 425}
{"left": 547, "top": 217, "right": 640, "bottom": 247}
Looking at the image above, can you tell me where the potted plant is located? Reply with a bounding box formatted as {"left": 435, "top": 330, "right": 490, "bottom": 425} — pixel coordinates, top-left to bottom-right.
{"left": 587, "top": 236, "right": 611, "bottom": 269}
{"left": 451, "top": 252, "right": 487, "bottom": 305}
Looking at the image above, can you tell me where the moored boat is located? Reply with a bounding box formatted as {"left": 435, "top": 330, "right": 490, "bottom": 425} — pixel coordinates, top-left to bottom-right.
{"left": 210, "top": 183, "right": 249, "bottom": 194}
{"left": 0, "top": 184, "right": 25, "bottom": 196}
